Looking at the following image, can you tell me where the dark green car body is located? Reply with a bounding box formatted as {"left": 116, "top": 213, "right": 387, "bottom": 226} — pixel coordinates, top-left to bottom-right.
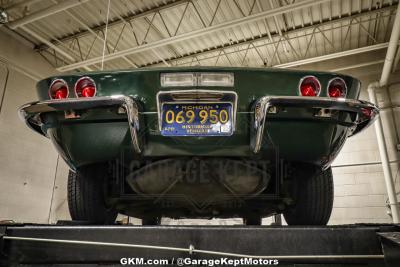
{"left": 30, "top": 67, "right": 363, "bottom": 167}
{"left": 20, "top": 67, "right": 378, "bottom": 223}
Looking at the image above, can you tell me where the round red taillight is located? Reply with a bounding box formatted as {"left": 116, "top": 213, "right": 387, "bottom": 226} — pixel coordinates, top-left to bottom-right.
{"left": 75, "top": 77, "right": 96, "bottom": 98}
{"left": 361, "top": 108, "right": 372, "bottom": 117}
{"left": 327, "top": 78, "right": 347, "bottom": 98}
{"left": 49, "top": 79, "right": 69, "bottom": 99}
{"left": 299, "top": 76, "right": 321, "bottom": 97}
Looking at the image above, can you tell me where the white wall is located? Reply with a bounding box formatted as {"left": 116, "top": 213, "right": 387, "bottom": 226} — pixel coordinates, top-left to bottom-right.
{"left": 0, "top": 26, "right": 399, "bottom": 225}
{"left": 294, "top": 53, "right": 400, "bottom": 225}
{"left": 0, "top": 28, "right": 63, "bottom": 223}
{"left": 330, "top": 86, "right": 400, "bottom": 224}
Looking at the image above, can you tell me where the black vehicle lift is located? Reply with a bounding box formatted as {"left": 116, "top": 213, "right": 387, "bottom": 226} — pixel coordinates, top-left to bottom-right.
{"left": 0, "top": 223, "right": 399, "bottom": 266}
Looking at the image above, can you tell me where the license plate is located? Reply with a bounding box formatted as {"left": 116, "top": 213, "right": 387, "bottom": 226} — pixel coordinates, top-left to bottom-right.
{"left": 161, "top": 103, "right": 233, "bottom": 136}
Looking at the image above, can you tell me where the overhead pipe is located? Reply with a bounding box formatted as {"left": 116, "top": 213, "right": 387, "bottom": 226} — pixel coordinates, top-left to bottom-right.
{"left": 393, "top": 45, "right": 400, "bottom": 72}
{"left": 367, "top": 3, "right": 400, "bottom": 223}
{"left": 368, "top": 84, "right": 399, "bottom": 223}
{"left": 379, "top": 5, "right": 400, "bottom": 86}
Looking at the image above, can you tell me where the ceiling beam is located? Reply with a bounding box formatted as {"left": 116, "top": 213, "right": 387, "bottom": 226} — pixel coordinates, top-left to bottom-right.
{"left": 4, "top": 0, "right": 41, "bottom": 12}
{"left": 20, "top": 25, "right": 76, "bottom": 62}
{"left": 274, "top": 43, "right": 391, "bottom": 68}
{"left": 56, "top": 0, "right": 331, "bottom": 72}
{"left": 143, "top": 4, "right": 397, "bottom": 67}
{"left": 393, "top": 45, "right": 400, "bottom": 72}
{"left": 37, "top": 0, "right": 190, "bottom": 51}
{"left": 7, "top": 0, "right": 90, "bottom": 29}
{"left": 20, "top": 25, "right": 93, "bottom": 71}
{"left": 330, "top": 59, "right": 385, "bottom": 72}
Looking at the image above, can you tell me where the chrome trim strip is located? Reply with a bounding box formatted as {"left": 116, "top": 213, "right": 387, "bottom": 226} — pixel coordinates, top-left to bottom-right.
{"left": 156, "top": 89, "right": 238, "bottom": 132}
{"left": 122, "top": 97, "right": 141, "bottom": 153}
{"left": 252, "top": 96, "right": 379, "bottom": 153}
{"left": 18, "top": 96, "right": 141, "bottom": 153}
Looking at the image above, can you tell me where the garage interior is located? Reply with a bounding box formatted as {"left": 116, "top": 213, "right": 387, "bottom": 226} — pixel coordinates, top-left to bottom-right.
{"left": 1, "top": 0, "right": 400, "bottom": 225}
{"left": 1, "top": 0, "right": 400, "bottom": 264}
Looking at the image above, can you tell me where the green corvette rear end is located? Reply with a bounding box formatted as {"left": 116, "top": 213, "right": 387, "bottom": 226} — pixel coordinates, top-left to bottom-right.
{"left": 19, "top": 67, "right": 378, "bottom": 225}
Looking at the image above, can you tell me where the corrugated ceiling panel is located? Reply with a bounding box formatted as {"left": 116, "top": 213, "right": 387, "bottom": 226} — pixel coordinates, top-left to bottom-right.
{"left": 1, "top": 0, "right": 398, "bottom": 71}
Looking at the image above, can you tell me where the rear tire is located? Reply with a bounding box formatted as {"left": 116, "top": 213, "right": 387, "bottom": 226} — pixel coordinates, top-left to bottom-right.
{"left": 283, "top": 167, "right": 333, "bottom": 225}
{"left": 68, "top": 165, "right": 117, "bottom": 224}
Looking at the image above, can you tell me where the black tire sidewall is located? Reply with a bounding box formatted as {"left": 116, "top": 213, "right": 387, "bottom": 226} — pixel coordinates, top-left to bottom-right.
{"left": 67, "top": 165, "right": 117, "bottom": 224}
{"left": 283, "top": 167, "right": 334, "bottom": 225}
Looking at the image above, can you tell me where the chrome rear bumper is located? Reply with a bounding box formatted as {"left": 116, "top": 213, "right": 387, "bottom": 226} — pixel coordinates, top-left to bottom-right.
{"left": 251, "top": 96, "right": 379, "bottom": 153}
{"left": 18, "top": 96, "right": 141, "bottom": 153}
{"left": 19, "top": 95, "right": 379, "bottom": 156}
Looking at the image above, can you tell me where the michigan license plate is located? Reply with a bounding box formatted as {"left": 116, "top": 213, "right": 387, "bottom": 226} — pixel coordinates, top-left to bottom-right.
{"left": 161, "top": 103, "right": 233, "bottom": 136}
